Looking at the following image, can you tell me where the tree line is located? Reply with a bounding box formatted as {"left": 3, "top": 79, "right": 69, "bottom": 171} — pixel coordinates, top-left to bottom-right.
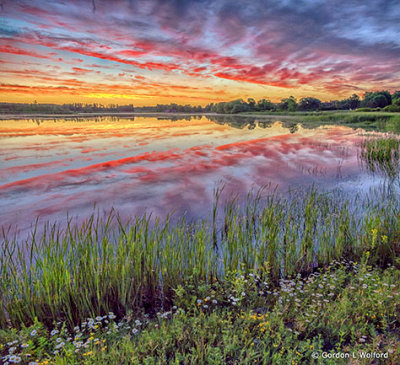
{"left": 1, "top": 90, "right": 399, "bottom": 115}
{"left": 0, "top": 102, "right": 135, "bottom": 114}
{"left": 207, "top": 90, "right": 400, "bottom": 114}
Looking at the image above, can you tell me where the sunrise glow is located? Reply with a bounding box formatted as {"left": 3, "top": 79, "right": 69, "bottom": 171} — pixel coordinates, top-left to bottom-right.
{"left": 1, "top": 0, "right": 399, "bottom": 105}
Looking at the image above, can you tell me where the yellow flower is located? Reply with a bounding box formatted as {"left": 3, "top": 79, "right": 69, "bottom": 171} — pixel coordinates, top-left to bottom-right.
{"left": 381, "top": 235, "right": 388, "bottom": 243}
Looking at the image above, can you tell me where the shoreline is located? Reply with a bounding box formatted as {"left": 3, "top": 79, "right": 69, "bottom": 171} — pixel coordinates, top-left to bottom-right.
{"left": 0, "top": 112, "right": 301, "bottom": 120}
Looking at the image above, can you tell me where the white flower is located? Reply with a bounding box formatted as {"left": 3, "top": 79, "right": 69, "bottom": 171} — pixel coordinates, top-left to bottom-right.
{"left": 203, "top": 305, "right": 208, "bottom": 309}
{"left": 30, "top": 330, "right": 37, "bottom": 336}
{"left": 212, "top": 299, "right": 218, "bottom": 304}
{"left": 21, "top": 343, "right": 29, "bottom": 348}
{"left": 96, "top": 316, "right": 103, "bottom": 321}
{"left": 132, "top": 328, "right": 138, "bottom": 334}
{"left": 50, "top": 329, "right": 59, "bottom": 336}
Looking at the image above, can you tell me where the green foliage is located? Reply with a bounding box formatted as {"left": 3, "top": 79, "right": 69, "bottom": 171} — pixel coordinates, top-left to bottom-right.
{"left": 360, "top": 137, "right": 400, "bottom": 178}
{"left": 1, "top": 262, "right": 399, "bottom": 364}
{"left": 1, "top": 186, "right": 400, "bottom": 331}
{"left": 278, "top": 96, "right": 297, "bottom": 111}
{"left": 362, "top": 91, "right": 392, "bottom": 108}
{"left": 355, "top": 107, "right": 382, "bottom": 112}
{"left": 299, "top": 97, "right": 322, "bottom": 111}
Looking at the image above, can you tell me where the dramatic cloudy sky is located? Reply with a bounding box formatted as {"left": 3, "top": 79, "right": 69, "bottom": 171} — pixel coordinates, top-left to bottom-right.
{"left": 1, "top": 0, "right": 399, "bottom": 105}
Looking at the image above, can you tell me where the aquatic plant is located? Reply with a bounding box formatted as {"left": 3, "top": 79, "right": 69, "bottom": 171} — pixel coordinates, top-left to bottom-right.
{"left": 1, "top": 187, "right": 399, "bottom": 329}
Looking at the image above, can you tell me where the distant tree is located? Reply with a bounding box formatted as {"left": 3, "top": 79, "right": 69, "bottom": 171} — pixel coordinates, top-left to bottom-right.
{"left": 299, "top": 97, "right": 321, "bottom": 111}
{"left": 363, "top": 91, "right": 391, "bottom": 108}
{"left": 247, "top": 98, "right": 256, "bottom": 109}
{"left": 346, "top": 94, "right": 360, "bottom": 109}
{"left": 256, "top": 98, "right": 275, "bottom": 111}
{"left": 392, "top": 91, "right": 400, "bottom": 106}
{"left": 278, "top": 96, "right": 297, "bottom": 111}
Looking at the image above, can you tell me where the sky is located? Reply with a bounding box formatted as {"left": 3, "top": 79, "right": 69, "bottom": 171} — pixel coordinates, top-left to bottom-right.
{"left": 0, "top": 0, "right": 400, "bottom": 106}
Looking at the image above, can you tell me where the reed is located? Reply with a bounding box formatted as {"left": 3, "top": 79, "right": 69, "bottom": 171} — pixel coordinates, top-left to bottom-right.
{"left": 360, "top": 136, "right": 400, "bottom": 178}
{"left": 1, "top": 187, "right": 399, "bottom": 329}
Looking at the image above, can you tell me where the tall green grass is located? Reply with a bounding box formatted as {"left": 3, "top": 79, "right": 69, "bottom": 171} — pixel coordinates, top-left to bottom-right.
{"left": 360, "top": 136, "right": 400, "bottom": 178}
{"left": 1, "top": 186, "right": 399, "bottom": 330}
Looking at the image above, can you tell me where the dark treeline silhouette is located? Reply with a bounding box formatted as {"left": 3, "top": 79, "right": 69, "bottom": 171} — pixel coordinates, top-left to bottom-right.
{"left": 0, "top": 102, "right": 134, "bottom": 114}
{"left": 209, "top": 90, "right": 400, "bottom": 114}
{"left": 1, "top": 90, "right": 399, "bottom": 115}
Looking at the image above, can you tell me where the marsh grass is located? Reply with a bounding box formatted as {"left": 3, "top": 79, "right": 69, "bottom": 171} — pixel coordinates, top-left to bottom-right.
{"left": 360, "top": 136, "right": 400, "bottom": 179}
{"left": 1, "top": 186, "right": 399, "bottom": 330}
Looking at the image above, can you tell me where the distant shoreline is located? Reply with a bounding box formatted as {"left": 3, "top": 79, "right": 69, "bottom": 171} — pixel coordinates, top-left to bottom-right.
{"left": 1, "top": 110, "right": 397, "bottom": 121}
{"left": 0, "top": 112, "right": 297, "bottom": 120}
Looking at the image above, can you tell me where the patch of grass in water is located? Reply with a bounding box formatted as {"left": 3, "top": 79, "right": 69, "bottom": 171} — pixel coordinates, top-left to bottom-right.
{"left": 360, "top": 136, "right": 400, "bottom": 178}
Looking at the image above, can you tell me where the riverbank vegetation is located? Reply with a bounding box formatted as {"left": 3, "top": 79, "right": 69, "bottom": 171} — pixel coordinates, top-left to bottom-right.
{"left": 1, "top": 137, "right": 400, "bottom": 364}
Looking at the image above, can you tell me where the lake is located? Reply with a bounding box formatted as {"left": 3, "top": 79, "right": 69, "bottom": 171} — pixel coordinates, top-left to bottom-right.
{"left": 0, "top": 115, "right": 386, "bottom": 237}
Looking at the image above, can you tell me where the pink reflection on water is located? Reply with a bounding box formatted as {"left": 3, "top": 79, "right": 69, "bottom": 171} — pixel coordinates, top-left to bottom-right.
{"left": 0, "top": 116, "right": 375, "bottom": 237}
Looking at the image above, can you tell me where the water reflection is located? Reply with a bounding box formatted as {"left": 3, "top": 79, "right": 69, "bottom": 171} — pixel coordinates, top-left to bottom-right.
{"left": 0, "top": 115, "right": 388, "bottom": 236}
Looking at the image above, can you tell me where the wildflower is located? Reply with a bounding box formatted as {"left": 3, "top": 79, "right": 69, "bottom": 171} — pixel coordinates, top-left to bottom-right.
{"left": 21, "top": 343, "right": 29, "bottom": 348}
{"left": 205, "top": 296, "right": 210, "bottom": 301}
{"left": 53, "top": 350, "right": 59, "bottom": 355}
{"left": 203, "top": 305, "right": 209, "bottom": 309}
{"left": 132, "top": 329, "right": 138, "bottom": 334}
{"left": 95, "top": 316, "right": 102, "bottom": 321}
{"left": 359, "top": 338, "right": 366, "bottom": 343}
{"left": 196, "top": 299, "right": 202, "bottom": 305}
{"left": 50, "top": 329, "right": 59, "bottom": 336}
{"left": 108, "top": 313, "right": 116, "bottom": 320}
{"left": 135, "top": 320, "right": 142, "bottom": 326}
{"left": 28, "top": 362, "right": 39, "bottom": 365}
{"left": 56, "top": 338, "right": 62, "bottom": 343}
{"left": 30, "top": 330, "right": 37, "bottom": 336}
{"left": 212, "top": 299, "right": 218, "bottom": 304}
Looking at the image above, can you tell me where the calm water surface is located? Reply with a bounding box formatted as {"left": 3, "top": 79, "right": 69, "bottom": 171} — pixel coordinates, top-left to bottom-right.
{"left": 0, "top": 115, "right": 383, "bottom": 235}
